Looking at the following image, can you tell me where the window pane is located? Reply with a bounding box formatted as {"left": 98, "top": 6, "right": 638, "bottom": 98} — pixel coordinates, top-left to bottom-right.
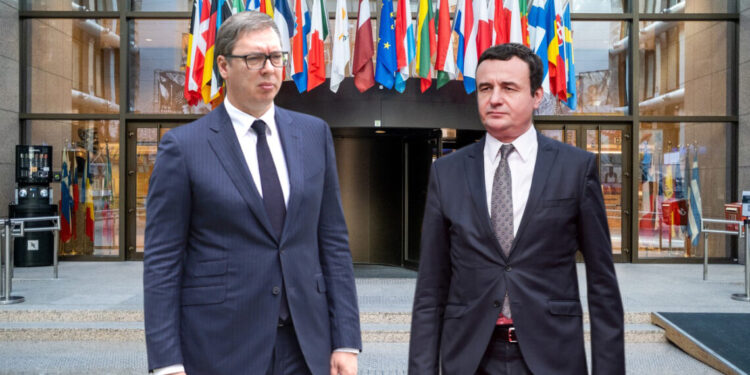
{"left": 131, "top": 0, "right": 192, "bottom": 12}
{"left": 543, "top": 21, "right": 629, "bottom": 116}
{"left": 638, "top": 21, "right": 735, "bottom": 116}
{"left": 25, "top": 120, "right": 121, "bottom": 258}
{"left": 639, "top": 0, "right": 736, "bottom": 13}
{"left": 129, "top": 20, "right": 210, "bottom": 114}
{"left": 25, "top": 19, "right": 120, "bottom": 114}
{"left": 22, "top": 0, "right": 117, "bottom": 11}
{"left": 637, "top": 122, "right": 732, "bottom": 259}
{"left": 572, "top": 0, "right": 625, "bottom": 13}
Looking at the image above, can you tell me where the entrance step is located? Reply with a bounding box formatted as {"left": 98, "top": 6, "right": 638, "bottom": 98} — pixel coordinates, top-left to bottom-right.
{"left": 0, "top": 310, "right": 663, "bottom": 343}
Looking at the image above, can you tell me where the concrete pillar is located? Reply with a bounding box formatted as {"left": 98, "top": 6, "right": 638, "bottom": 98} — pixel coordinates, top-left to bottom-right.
{"left": 0, "top": 0, "right": 19, "bottom": 217}
{"left": 738, "top": 1, "right": 750, "bottom": 264}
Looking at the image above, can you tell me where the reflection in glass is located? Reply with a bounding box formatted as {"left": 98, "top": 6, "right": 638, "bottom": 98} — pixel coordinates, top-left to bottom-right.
{"left": 540, "top": 22, "right": 629, "bottom": 115}
{"left": 27, "top": 19, "right": 120, "bottom": 114}
{"left": 23, "top": 0, "right": 117, "bottom": 11}
{"left": 598, "top": 130, "right": 624, "bottom": 254}
{"left": 638, "top": 21, "right": 735, "bottom": 116}
{"left": 637, "top": 122, "right": 731, "bottom": 259}
{"left": 638, "top": 0, "right": 735, "bottom": 13}
{"left": 129, "top": 20, "right": 210, "bottom": 114}
{"left": 135, "top": 128, "right": 166, "bottom": 254}
{"left": 26, "top": 120, "right": 120, "bottom": 257}
{"left": 571, "top": 0, "right": 624, "bottom": 13}
{"left": 131, "top": 0, "right": 192, "bottom": 11}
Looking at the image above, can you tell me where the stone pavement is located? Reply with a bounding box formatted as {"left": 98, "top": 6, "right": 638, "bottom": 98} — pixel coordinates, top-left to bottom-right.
{"left": 0, "top": 262, "right": 748, "bottom": 374}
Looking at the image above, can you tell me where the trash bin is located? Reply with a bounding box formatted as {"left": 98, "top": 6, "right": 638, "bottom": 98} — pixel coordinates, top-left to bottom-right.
{"left": 10, "top": 203, "right": 57, "bottom": 267}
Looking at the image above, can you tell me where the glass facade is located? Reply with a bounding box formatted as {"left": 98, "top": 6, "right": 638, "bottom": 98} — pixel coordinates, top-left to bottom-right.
{"left": 19, "top": 0, "right": 741, "bottom": 262}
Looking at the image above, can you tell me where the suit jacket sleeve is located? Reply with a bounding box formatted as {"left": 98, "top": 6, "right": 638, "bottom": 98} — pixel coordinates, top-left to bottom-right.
{"left": 408, "top": 163, "right": 452, "bottom": 374}
{"left": 578, "top": 154, "right": 625, "bottom": 375}
{"left": 317, "top": 124, "right": 363, "bottom": 351}
{"left": 143, "top": 131, "right": 191, "bottom": 370}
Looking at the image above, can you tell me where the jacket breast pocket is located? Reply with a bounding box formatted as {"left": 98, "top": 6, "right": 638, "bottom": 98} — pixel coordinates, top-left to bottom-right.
{"left": 548, "top": 300, "right": 583, "bottom": 316}
{"left": 186, "top": 259, "right": 227, "bottom": 277}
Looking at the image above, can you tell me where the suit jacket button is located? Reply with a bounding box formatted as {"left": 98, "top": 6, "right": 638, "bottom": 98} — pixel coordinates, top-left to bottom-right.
{"left": 272, "top": 286, "right": 281, "bottom": 295}
{"left": 493, "top": 300, "right": 501, "bottom": 308}
{"left": 505, "top": 266, "right": 512, "bottom": 272}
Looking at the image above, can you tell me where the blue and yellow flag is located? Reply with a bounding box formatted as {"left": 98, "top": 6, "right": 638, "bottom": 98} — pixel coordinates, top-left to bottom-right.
{"left": 375, "top": 0, "right": 398, "bottom": 89}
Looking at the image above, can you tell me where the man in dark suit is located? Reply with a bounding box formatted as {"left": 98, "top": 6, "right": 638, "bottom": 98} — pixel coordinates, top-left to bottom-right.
{"left": 408, "top": 43, "right": 624, "bottom": 374}
{"left": 144, "top": 12, "right": 361, "bottom": 375}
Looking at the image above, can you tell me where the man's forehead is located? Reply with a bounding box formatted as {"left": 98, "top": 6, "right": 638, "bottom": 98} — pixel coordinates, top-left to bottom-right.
{"left": 476, "top": 58, "right": 529, "bottom": 85}
{"left": 236, "top": 28, "right": 281, "bottom": 48}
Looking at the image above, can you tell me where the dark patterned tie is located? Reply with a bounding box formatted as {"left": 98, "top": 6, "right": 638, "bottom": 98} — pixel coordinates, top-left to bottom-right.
{"left": 252, "top": 119, "right": 289, "bottom": 321}
{"left": 491, "top": 144, "right": 515, "bottom": 319}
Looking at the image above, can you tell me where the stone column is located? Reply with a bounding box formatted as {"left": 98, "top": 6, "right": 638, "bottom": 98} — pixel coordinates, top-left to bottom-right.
{"left": 738, "top": 1, "right": 750, "bottom": 264}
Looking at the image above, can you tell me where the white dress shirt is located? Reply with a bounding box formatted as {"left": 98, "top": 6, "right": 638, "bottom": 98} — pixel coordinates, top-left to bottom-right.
{"left": 483, "top": 124, "right": 538, "bottom": 236}
{"left": 225, "top": 99, "right": 291, "bottom": 205}
{"left": 153, "top": 101, "right": 354, "bottom": 375}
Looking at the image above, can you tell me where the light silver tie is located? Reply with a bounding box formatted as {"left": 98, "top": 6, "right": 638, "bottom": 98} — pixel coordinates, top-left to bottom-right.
{"left": 491, "top": 144, "right": 515, "bottom": 319}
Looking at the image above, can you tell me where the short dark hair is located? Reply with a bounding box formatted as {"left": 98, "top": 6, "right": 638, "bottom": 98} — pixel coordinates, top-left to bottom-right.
{"left": 215, "top": 12, "right": 281, "bottom": 58}
{"left": 477, "top": 43, "right": 544, "bottom": 95}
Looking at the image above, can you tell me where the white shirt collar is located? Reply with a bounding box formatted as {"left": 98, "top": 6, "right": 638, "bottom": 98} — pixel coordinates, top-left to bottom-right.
{"left": 224, "top": 98, "right": 276, "bottom": 137}
{"left": 484, "top": 124, "right": 537, "bottom": 163}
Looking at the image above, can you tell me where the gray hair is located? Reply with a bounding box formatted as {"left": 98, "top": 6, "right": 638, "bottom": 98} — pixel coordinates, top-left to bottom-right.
{"left": 215, "top": 12, "right": 282, "bottom": 57}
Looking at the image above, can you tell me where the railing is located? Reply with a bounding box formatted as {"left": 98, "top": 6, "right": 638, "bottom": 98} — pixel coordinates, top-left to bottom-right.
{"left": 701, "top": 218, "right": 750, "bottom": 302}
{"left": 0, "top": 216, "right": 61, "bottom": 305}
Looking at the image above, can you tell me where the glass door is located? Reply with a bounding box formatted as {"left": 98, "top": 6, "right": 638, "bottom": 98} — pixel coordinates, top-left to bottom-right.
{"left": 125, "top": 122, "right": 182, "bottom": 260}
{"left": 538, "top": 125, "right": 631, "bottom": 262}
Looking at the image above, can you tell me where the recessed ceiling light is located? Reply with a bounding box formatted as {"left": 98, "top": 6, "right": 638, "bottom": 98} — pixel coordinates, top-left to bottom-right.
{"left": 145, "top": 38, "right": 153, "bottom": 42}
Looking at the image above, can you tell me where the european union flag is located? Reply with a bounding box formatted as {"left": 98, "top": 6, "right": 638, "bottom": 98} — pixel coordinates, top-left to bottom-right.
{"left": 375, "top": 0, "right": 397, "bottom": 89}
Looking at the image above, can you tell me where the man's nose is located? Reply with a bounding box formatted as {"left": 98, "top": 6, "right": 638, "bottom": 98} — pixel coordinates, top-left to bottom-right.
{"left": 489, "top": 88, "right": 505, "bottom": 105}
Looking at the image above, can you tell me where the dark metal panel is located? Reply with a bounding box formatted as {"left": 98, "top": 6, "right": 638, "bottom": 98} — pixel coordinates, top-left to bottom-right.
{"left": 639, "top": 116, "right": 739, "bottom": 123}
{"left": 20, "top": 113, "right": 121, "bottom": 120}
{"left": 638, "top": 13, "right": 739, "bottom": 21}
{"left": 18, "top": 11, "right": 121, "bottom": 18}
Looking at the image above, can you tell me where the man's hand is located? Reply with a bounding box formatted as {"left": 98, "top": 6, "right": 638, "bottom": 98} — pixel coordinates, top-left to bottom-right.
{"left": 330, "top": 352, "right": 357, "bottom": 375}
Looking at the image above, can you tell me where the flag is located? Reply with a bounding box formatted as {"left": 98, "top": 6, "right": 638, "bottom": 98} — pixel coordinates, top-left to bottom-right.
{"left": 201, "top": 0, "right": 219, "bottom": 103}
{"left": 548, "top": 0, "right": 567, "bottom": 102}
{"left": 273, "top": 0, "right": 294, "bottom": 78}
{"left": 59, "top": 154, "right": 73, "bottom": 243}
{"left": 229, "top": 0, "right": 244, "bottom": 13}
{"left": 84, "top": 152, "right": 94, "bottom": 242}
{"left": 261, "top": 0, "right": 274, "bottom": 16}
{"left": 291, "top": 0, "right": 311, "bottom": 92}
{"left": 330, "top": 0, "right": 350, "bottom": 92}
{"left": 416, "top": 0, "right": 436, "bottom": 92}
{"left": 561, "top": 0, "right": 576, "bottom": 109}
{"left": 489, "top": 0, "right": 510, "bottom": 44}
{"left": 394, "top": 0, "right": 416, "bottom": 92}
{"left": 352, "top": 0, "right": 375, "bottom": 92}
{"left": 208, "top": 0, "right": 234, "bottom": 105}
{"left": 476, "top": 0, "right": 491, "bottom": 56}
{"left": 687, "top": 152, "right": 703, "bottom": 247}
{"left": 375, "top": 0, "right": 398, "bottom": 89}
{"left": 434, "top": 0, "right": 456, "bottom": 89}
{"left": 307, "top": 0, "right": 328, "bottom": 91}
{"left": 527, "top": 0, "right": 550, "bottom": 92}
{"left": 184, "top": 0, "right": 203, "bottom": 105}
{"left": 246, "top": 0, "right": 260, "bottom": 11}
{"left": 453, "top": 0, "right": 472, "bottom": 92}
{"left": 508, "top": 0, "right": 525, "bottom": 44}
{"left": 460, "top": 0, "right": 478, "bottom": 93}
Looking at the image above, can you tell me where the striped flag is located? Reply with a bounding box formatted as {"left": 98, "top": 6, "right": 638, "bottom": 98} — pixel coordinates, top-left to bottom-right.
{"left": 489, "top": 0, "right": 510, "bottom": 44}
{"left": 476, "top": 0, "right": 491, "bottom": 56}
{"left": 548, "top": 0, "right": 568, "bottom": 102}
{"left": 394, "top": 0, "right": 416, "bottom": 92}
{"left": 184, "top": 0, "right": 204, "bottom": 105}
{"left": 261, "top": 0, "right": 274, "bottom": 16}
{"left": 687, "top": 153, "right": 703, "bottom": 247}
{"left": 84, "top": 152, "right": 94, "bottom": 242}
{"left": 527, "top": 0, "right": 550, "bottom": 92}
{"left": 273, "top": 0, "right": 295, "bottom": 78}
{"left": 434, "top": 0, "right": 456, "bottom": 89}
{"left": 415, "top": 0, "right": 436, "bottom": 92}
{"left": 509, "top": 0, "right": 525, "bottom": 45}
{"left": 330, "top": 0, "right": 350, "bottom": 92}
{"left": 246, "top": 0, "right": 260, "bottom": 11}
{"left": 291, "top": 0, "right": 311, "bottom": 92}
{"left": 453, "top": 0, "right": 473, "bottom": 93}
{"left": 352, "top": 0, "right": 375, "bottom": 92}
{"left": 307, "top": 0, "right": 328, "bottom": 91}
{"left": 561, "top": 0, "right": 576, "bottom": 109}
{"left": 200, "top": 0, "right": 219, "bottom": 104}
{"left": 59, "top": 154, "right": 73, "bottom": 243}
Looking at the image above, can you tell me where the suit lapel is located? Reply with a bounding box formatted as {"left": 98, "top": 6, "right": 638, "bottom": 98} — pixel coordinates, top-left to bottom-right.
{"left": 206, "top": 104, "right": 278, "bottom": 242}
{"left": 275, "top": 107, "right": 303, "bottom": 246}
{"left": 509, "top": 132, "right": 558, "bottom": 257}
{"left": 465, "top": 137, "right": 507, "bottom": 260}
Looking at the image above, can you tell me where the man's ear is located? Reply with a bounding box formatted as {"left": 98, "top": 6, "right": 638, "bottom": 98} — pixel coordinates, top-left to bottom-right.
{"left": 217, "top": 55, "right": 229, "bottom": 80}
{"left": 532, "top": 87, "right": 544, "bottom": 109}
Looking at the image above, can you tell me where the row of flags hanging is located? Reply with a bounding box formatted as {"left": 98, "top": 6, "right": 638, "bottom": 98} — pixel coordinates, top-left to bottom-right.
{"left": 184, "top": 0, "right": 576, "bottom": 109}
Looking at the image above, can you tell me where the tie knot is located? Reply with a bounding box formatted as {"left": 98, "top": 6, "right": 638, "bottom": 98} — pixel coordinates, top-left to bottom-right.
{"left": 499, "top": 144, "right": 515, "bottom": 159}
{"left": 251, "top": 120, "right": 267, "bottom": 137}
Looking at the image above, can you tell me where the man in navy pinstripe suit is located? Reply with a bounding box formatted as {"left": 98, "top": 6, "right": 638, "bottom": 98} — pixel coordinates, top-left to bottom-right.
{"left": 144, "top": 12, "right": 361, "bottom": 375}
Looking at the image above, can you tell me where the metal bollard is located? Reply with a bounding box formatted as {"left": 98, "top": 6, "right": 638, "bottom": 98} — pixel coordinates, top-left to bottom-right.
{"left": 731, "top": 220, "right": 750, "bottom": 302}
{"left": 0, "top": 219, "right": 24, "bottom": 304}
